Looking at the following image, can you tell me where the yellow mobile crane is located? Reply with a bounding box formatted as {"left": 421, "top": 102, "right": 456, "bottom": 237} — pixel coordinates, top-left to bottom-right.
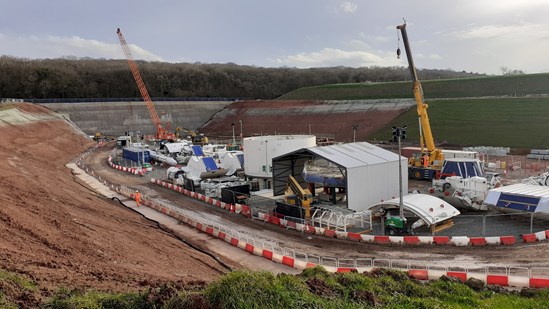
{"left": 175, "top": 127, "right": 209, "bottom": 144}
{"left": 397, "top": 22, "right": 444, "bottom": 180}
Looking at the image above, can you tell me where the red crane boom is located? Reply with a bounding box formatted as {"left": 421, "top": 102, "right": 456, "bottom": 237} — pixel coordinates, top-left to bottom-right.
{"left": 116, "top": 28, "right": 175, "bottom": 141}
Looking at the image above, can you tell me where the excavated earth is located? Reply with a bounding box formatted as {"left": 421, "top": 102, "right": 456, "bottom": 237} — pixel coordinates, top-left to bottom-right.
{"left": 0, "top": 103, "right": 233, "bottom": 304}
{"left": 200, "top": 99, "right": 414, "bottom": 141}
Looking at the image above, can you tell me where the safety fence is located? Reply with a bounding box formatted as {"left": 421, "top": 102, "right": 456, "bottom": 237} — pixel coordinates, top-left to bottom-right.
{"left": 73, "top": 146, "right": 549, "bottom": 288}
{"left": 122, "top": 186, "right": 549, "bottom": 289}
{"left": 150, "top": 177, "right": 549, "bottom": 247}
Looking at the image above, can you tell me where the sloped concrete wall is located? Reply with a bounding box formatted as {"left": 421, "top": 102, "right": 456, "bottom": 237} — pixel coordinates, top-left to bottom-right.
{"left": 40, "top": 100, "right": 233, "bottom": 136}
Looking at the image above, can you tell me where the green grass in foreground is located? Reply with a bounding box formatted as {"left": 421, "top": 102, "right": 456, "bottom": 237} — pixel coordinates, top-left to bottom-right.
{"left": 41, "top": 267, "right": 549, "bottom": 309}
{"left": 0, "top": 269, "right": 38, "bottom": 308}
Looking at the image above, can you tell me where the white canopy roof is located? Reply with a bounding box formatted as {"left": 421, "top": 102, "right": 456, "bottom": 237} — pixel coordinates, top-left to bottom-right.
{"left": 307, "top": 142, "right": 402, "bottom": 169}
{"left": 368, "top": 194, "right": 460, "bottom": 226}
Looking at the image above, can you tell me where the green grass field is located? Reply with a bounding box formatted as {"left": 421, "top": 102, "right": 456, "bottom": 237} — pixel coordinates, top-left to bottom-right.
{"left": 369, "top": 97, "right": 549, "bottom": 148}
{"left": 278, "top": 73, "right": 549, "bottom": 100}
{"left": 277, "top": 73, "right": 549, "bottom": 148}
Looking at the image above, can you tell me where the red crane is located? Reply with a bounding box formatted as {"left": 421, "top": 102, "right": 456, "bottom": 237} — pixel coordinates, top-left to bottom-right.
{"left": 116, "top": 28, "right": 175, "bottom": 141}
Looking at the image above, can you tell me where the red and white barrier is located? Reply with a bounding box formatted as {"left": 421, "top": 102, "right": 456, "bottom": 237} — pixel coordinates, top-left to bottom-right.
{"left": 148, "top": 179, "right": 549, "bottom": 249}
{"left": 108, "top": 156, "right": 144, "bottom": 176}
{"left": 117, "top": 183, "right": 549, "bottom": 289}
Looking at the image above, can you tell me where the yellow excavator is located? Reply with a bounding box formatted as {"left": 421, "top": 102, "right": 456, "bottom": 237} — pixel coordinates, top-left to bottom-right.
{"left": 397, "top": 22, "right": 444, "bottom": 180}
{"left": 285, "top": 175, "right": 313, "bottom": 222}
{"left": 175, "top": 127, "right": 209, "bottom": 145}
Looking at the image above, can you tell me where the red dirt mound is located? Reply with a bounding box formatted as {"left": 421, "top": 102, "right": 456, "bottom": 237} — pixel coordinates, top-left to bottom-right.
{"left": 0, "top": 103, "right": 226, "bottom": 300}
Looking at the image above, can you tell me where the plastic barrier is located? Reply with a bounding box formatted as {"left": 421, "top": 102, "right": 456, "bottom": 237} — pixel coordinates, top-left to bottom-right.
{"left": 286, "top": 220, "right": 297, "bottom": 230}
{"left": 269, "top": 216, "right": 281, "bottom": 226}
{"left": 245, "top": 243, "right": 254, "bottom": 254}
{"left": 508, "top": 276, "right": 530, "bottom": 288}
{"left": 314, "top": 227, "right": 325, "bottom": 235}
{"left": 408, "top": 269, "right": 429, "bottom": 280}
{"left": 530, "top": 277, "right": 549, "bottom": 288}
{"left": 347, "top": 232, "right": 362, "bottom": 242}
{"left": 487, "top": 274, "right": 509, "bottom": 286}
{"left": 336, "top": 267, "right": 355, "bottom": 273}
{"left": 522, "top": 234, "right": 537, "bottom": 243}
{"left": 262, "top": 250, "right": 273, "bottom": 260}
{"left": 469, "top": 237, "right": 487, "bottom": 246}
{"left": 433, "top": 236, "right": 449, "bottom": 245}
{"left": 335, "top": 231, "right": 348, "bottom": 240}
{"left": 282, "top": 256, "right": 295, "bottom": 268}
{"left": 293, "top": 259, "right": 310, "bottom": 270}
{"left": 374, "top": 235, "right": 390, "bottom": 244}
{"left": 451, "top": 236, "right": 470, "bottom": 246}
{"left": 303, "top": 225, "right": 316, "bottom": 235}
{"left": 360, "top": 234, "right": 375, "bottom": 243}
{"left": 535, "top": 230, "right": 547, "bottom": 241}
{"left": 447, "top": 271, "right": 467, "bottom": 282}
{"left": 404, "top": 236, "right": 420, "bottom": 245}
{"left": 324, "top": 229, "right": 336, "bottom": 238}
{"left": 418, "top": 236, "right": 434, "bottom": 245}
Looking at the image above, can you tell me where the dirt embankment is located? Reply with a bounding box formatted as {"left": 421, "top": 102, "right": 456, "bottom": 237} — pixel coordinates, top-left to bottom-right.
{"left": 0, "top": 103, "right": 227, "bottom": 302}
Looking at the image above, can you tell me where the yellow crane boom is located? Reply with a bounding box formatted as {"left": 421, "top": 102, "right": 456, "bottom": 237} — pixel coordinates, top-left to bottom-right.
{"left": 397, "top": 22, "right": 444, "bottom": 180}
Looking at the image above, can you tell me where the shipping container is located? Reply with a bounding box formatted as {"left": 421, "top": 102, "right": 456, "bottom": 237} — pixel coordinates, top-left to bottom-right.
{"left": 122, "top": 147, "right": 150, "bottom": 163}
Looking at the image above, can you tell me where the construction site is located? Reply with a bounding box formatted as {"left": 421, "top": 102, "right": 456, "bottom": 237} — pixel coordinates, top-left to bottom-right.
{"left": 2, "top": 25, "right": 549, "bottom": 306}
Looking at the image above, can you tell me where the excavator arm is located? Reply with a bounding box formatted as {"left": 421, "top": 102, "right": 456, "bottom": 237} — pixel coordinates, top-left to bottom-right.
{"left": 286, "top": 175, "right": 312, "bottom": 220}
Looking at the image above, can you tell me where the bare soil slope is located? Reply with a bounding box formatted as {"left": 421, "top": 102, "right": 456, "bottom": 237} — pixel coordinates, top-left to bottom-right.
{"left": 0, "top": 103, "right": 226, "bottom": 300}
{"left": 201, "top": 100, "right": 411, "bottom": 142}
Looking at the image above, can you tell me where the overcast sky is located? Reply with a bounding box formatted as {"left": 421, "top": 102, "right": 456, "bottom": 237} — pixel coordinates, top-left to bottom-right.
{"left": 1, "top": 0, "right": 548, "bottom": 75}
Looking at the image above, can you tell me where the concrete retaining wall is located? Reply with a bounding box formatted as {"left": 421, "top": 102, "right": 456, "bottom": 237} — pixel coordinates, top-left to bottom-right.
{"left": 40, "top": 100, "right": 233, "bottom": 136}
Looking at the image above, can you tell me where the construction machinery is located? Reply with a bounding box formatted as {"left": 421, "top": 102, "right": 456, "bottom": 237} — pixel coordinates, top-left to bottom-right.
{"left": 285, "top": 175, "right": 313, "bottom": 221}
{"left": 396, "top": 22, "right": 444, "bottom": 180}
{"left": 116, "top": 28, "right": 176, "bottom": 141}
{"left": 175, "top": 127, "right": 209, "bottom": 144}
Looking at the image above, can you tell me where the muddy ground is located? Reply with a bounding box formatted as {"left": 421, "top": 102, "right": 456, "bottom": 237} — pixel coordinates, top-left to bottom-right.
{"left": 0, "top": 104, "right": 234, "bottom": 304}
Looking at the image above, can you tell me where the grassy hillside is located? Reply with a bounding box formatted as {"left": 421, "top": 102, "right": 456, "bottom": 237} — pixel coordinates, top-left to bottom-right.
{"left": 278, "top": 73, "right": 549, "bottom": 100}
{"left": 17, "top": 268, "right": 545, "bottom": 308}
{"left": 369, "top": 97, "right": 549, "bottom": 148}
{"left": 277, "top": 73, "right": 549, "bottom": 148}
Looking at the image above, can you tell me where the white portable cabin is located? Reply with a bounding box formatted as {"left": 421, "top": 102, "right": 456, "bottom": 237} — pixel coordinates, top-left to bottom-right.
{"left": 272, "top": 142, "right": 408, "bottom": 212}
{"left": 244, "top": 135, "right": 316, "bottom": 178}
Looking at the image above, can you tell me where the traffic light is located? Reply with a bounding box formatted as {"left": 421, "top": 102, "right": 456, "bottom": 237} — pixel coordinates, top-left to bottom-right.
{"left": 392, "top": 126, "right": 407, "bottom": 141}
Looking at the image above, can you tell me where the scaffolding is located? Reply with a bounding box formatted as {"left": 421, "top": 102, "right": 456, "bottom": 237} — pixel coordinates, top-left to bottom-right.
{"left": 311, "top": 208, "right": 372, "bottom": 232}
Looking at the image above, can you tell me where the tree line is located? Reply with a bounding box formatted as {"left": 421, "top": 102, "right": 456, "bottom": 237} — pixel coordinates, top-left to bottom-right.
{"left": 0, "top": 56, "right": 484, "bottom": 100}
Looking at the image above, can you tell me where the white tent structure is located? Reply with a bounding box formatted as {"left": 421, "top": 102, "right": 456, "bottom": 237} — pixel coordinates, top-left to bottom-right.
{"left": 272, "top": 142, "right": 408, "bottom": 212}
{"left": 368, "top": 194, "right": 460, "bottom": 227}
